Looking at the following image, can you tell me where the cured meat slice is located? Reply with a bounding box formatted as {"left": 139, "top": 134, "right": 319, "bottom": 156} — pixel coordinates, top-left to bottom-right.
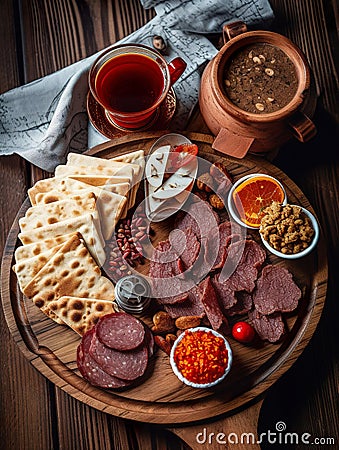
{"left": 199, "top": 276, "right": 225, "bottom": 330}
{"left": 163, "top": 286, "right": 205, "bottom": 319}
{"left": 211, "top": 274, "right": 237, "bottom": 311}
{"left": 96, "top": 312, "right": 145, "bottom": 351}
{"left": 156, "top": 293, "right": 189, "bottom": 306}
{"left": 89, "top": 332, "right": 148, "bottom": 381}
{"left": 253, "top": 265, "right": 301, "bottom": 315}
{"left": 249, "top": 309, "right": 285, "bottom": 343}
{"left": 226, "top": 291, "right": 253, "bottom": 316}
{"left": 170, "top": 227, "right": 201, "bottom": 271}
{"left": 219, "top": 239, "right": 266, "bottom": 292}
{"left": 205, "top": 220, "right": 242, "bottom": 270}
{"left": 76, "top": 328, "right": 132, "bottom": 389}
{"left": 174, "top": 199, "right": 220, "bottom": 241}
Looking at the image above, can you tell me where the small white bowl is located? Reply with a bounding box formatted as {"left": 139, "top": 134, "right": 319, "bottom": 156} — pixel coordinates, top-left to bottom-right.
{"left": 227, "top": 173, "right": 287, "bottom": 229}
{"left": 170, "top": 327, "right": 233, "bottom": 388}
{"left": 259, "top": 205, "right": 319, "bottom": 259}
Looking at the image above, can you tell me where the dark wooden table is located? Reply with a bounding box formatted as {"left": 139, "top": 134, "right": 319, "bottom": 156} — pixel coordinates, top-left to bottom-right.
{"left": 1, "top": 1, "right": 338, "bottom": 449}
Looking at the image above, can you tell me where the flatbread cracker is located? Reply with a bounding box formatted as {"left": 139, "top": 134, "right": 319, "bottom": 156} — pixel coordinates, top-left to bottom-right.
{"left": 23, "top": 234, "right": 114, "bottom": 321}
{"left": 35, "top": 188, "right": 127, "bottom": 240}
{"left": 14, "top": 232, "right": 79, "bottom": 262}
{"left": 13, "top": 244, "right": 64, "bottom": 290}
{"left": 19, "top": 192, "right": 98, "bottom": 232}
{"left": 18, "top": 213, "right": 106, "bottom": 267}
{"left": 67, "top": 174, "right": 131, "bottom": 188}
{"left": 48, "top": 296, "right": 118, "bottom": 335}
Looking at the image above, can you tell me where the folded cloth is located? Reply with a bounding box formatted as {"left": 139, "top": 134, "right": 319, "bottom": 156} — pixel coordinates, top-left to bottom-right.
{"left": 0, "top": 0, "right": 273, "bottom": 172}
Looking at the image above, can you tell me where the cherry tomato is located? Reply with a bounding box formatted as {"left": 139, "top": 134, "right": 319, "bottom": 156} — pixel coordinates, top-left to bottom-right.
{"left": 232, "top": 321, "right": 256, "bottom": 343}
{"left": 168, "top": 143, "right": 198, "bottom": 170}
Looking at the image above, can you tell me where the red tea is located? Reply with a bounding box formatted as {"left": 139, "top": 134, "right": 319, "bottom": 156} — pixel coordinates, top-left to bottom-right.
{"left": 95, "top": 53, "right": 165, "bottom": 113}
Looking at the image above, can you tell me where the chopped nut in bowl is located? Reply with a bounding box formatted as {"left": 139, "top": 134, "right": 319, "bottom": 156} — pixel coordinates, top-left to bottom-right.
{"left": 170, "top": 327, "right": 232, "bottom": 388}
{"left": 259, "top": 202, "right": 319, "bottom": 259}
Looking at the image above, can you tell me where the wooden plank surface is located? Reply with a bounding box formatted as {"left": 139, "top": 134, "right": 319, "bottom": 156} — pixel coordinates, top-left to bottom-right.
{"left": 0, "top": 0, "right": 338, "bottom": 449}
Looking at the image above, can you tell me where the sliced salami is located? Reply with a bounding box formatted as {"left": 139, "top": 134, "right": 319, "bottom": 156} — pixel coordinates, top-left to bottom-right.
{"left": 249, "top": 309, "right": 285, "bottom": 343}
{"left": 76, "top": 328, "right": 132, "bottom": 389}
{"left": 226, "top": 291, "right": 253, "bottom": 316}
{"left": 163, "top": 286, "right": 205, "bottom": 319}
{"left": 174, "top": 199, "right": 220, "bottom": 241}
{"left": 96, "top": 312, "right": 145, "bottom": 351}
{"left": 89, "top": 332, "right": 149, "bottom": 381}
{"left": 143, "top": 325, "right": 155, "bottom": 358}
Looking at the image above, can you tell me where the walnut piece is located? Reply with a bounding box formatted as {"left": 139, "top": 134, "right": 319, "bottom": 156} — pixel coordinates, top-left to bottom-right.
{"left": 209, "top": 193, "right": 224, "bottom": 210}
{"left": 196, "top": 172, "right": 214, "bottom": 192}
{"left": 259, "top": 201, "right": 315, "bottom": 254}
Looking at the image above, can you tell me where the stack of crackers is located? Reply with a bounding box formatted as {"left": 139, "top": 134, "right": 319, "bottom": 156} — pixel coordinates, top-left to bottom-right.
{"left": 12, "top": 150, "right": 145, "bottom": 335}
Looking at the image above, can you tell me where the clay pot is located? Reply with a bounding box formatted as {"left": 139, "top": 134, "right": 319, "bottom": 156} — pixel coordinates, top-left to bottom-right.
{"left": 199, "top": 21, "right": 317, "bottom": 158}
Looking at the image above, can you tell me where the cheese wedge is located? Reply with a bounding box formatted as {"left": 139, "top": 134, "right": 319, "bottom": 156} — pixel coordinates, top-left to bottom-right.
{"left": 23, "top": 235, "right": 114, "bottom": 322}
{"left": 19, "top": 192, "right": 98, "bottom": 232}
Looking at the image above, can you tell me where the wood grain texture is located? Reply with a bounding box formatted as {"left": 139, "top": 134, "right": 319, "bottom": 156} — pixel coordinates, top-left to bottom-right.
{"left": 1, "top": 133, "right": 328, "bottom": 429}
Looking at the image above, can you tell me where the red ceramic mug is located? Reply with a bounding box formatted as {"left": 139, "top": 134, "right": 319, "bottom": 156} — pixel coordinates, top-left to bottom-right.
{"left": 89, "top": 43, "right": 187, "bottom": 130}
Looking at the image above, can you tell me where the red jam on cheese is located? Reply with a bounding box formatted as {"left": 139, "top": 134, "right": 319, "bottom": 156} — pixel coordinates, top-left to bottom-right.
{"left": 173, "top": 329, "right": 228, "bottom": 384}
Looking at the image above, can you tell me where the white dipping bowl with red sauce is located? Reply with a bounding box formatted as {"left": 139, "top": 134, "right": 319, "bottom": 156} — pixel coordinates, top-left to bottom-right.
{"left": 170, "top": 327, "right": 233, "bottom": 388}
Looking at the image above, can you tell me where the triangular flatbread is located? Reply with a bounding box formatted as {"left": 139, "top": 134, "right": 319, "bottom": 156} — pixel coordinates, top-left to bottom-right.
{"left": 13, "top": 243, "right": 64, "bottom": 291}
{"left": 48, "top": 296, "right": 118, "bottom": 335}
{"left": 23, "top": 235, "right": 115, "bottom": 321}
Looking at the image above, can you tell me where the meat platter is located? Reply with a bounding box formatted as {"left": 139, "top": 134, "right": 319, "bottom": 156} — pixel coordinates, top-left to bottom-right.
{"left": 1, "top": 131, "right": 327, "bottom": 424}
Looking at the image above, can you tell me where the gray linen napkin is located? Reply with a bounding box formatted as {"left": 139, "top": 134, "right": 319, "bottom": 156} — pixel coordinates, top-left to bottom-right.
{"left": 0, "top": 0, "right": 273, "bottom": 172}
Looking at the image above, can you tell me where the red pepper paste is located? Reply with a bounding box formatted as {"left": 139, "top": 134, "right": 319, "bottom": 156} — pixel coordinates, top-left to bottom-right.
{"left": 173, "top": 329, "right": 228, "bottom": 384}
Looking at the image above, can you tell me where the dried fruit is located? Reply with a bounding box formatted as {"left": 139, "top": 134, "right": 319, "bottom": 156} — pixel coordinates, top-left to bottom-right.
{"left": 233, "top": 175, "right": 285, "bottom": 227}
{"left": 152, "top": 35, "right": 166, "bottom": 52}
{"left": 196, "top": 172, "right": 214, "bottom": 192}
{"left": 175, "top": 316, "right": 201, "bottom": 330}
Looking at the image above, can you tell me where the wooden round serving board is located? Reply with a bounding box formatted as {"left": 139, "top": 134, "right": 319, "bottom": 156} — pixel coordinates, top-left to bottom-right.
{"left": 1, "top": 132, "right": 327, "bottom": 430}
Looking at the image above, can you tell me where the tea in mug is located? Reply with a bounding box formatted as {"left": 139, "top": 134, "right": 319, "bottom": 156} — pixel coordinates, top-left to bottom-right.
{"left": 95, "top": 53, "right": 165, "bottom": 113}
